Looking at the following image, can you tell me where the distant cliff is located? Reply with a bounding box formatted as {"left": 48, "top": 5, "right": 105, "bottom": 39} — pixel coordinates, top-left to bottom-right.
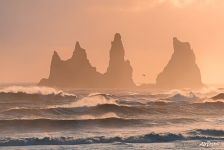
{"left": 39, "top": 33, "right": 135, "bottom": 89}
{"left": 156, "top": 37, "right": 202, "bottom": 89}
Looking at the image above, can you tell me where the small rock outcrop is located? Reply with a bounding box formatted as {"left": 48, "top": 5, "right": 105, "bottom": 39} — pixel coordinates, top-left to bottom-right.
{"left": 156, "top": 37, "right": 202, "bottom": 89}
{"left": 39, "top": 33, "right": 136, "bottom": 89}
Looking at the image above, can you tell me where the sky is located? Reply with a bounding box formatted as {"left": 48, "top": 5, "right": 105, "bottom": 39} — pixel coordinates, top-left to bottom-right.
{"left": 1, "top": 0, "right": 224, "bottom": 85}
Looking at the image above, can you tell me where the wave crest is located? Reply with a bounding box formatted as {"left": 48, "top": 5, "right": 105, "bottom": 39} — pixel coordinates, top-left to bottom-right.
{"left": 0, "top": 86, "right": 77, "bottom": 104}
{"left": 0, "top": 86, "right": 75, "bottom": 97}
{"left": 1, "top": 129, "right": 224, "bottom": 146}
{"left": 167, "top": 92, "right": 198, "bottom": 102}
{"left": 190, "top": 129, "right": 224, "bottom": 137}
{"left": 59, "top": 94, "right": 118, "bottom": 108}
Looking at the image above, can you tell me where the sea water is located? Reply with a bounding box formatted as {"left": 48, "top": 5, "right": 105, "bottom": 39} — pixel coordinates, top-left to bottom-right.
{"left": 0, "top": 85, "right": 223, "bottom": 149}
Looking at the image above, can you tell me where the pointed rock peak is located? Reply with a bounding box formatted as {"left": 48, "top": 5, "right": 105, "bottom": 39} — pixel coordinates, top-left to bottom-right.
{"left": 114, "top": 33, "right": 121, "bottom": 41}
{"left": 73, "top": 41, "right": 84, "bottom": 54}
{"left": 53, "top": 50, "right": 59, "bottom": 55}
{"left": 173, "top": 37, "right": 186, "bottom": 45}
{"left": 111, "top": 33, "right": 123, "bottom": 46}
{"left": 52, "top": 50, "right": 61, "bottom": 61}
{"left": 75, "top": 41, "right": 81, "bottom": 50}
{"left": 109, "top": 33, "right": 125, "bottom": 61}
{"left": 173, "top": 37, "right": 191, "bottom": 51}
{"left": 173, "top": 37, "right": 179, "bottom": 43}
{"left": 156, "top": 37, "right": 202, "bottom": 89}
{"left": 72, "top": 41, "right": 87, "bottom": 59}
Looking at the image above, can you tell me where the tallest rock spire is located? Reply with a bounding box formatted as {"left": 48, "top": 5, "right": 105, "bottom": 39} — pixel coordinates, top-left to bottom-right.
{"left": 108, "top": 33, "right": 125, "bottom": 66}
{"left": 103, "top": 33, "right": 135, "bottom": 88}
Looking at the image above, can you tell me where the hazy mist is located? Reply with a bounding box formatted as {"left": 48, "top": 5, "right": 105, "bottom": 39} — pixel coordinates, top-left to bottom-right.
{"left": 1, "top": 0, "right": 224, "bottom": 85}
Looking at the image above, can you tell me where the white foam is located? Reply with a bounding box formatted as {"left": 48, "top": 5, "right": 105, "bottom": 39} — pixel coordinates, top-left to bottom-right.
{"left": 0, "top": 86, "right": 76, "bottom": 97}
{"left": 168, "top": 92, "right": 198, "bottom": 102}
{"left": 60, "top": 94, "right": 118, "bottom": 108}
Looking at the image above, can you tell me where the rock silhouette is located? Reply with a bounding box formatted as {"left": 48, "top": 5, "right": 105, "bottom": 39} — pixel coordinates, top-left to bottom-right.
{"left": 156, "top": 37, "right": 202, "bottom": 89}
{"left": 39, "top": 33, "right": 135, "bottom": 88}
{"left": 39, "top": 42, "right": 102, "bottom": 88}
{"left": 102, "top": 33, "right": 135, "bottom": 88}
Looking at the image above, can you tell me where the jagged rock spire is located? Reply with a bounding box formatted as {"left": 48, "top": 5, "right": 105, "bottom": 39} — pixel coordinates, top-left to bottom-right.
{"left": 39, "top": 33, "right": 136, "bottom": 88}
{"left": 156, "top": 37, "right": 202, "bottom": 89}
{"left": 50, "top": 51, "right": 61, "bottom": 71}
{"left": 114, "top": 33, "right": 121, "bottom": 41}
{"left": 75, "top": 41, "right": 81, "bottom": 49}
{"left": 103, "top": 33, "right": 135, "bottom": 88}
{"left": 173, "top": 37, "right": 191, "bottom": 52}
{"left": 52, "top": 51, "right": 61, "bottom": 61}
{"left": 72, "top": 41, "right": 88, "bottom": 60}
{"left": 108, "top": 33, "right": 125, "bottom": 69}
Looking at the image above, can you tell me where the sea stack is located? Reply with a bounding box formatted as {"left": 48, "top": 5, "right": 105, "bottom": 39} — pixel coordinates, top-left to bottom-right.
{"left": 102, "top": 33, "right": 135, "bottom": 88}
{"left": 156, "top": 37, "right": 202, "bottom": 89}
{"left": 39, "top": 42, "right": 102, "bottom": 88}
{"left": 39, "top": 33, "right": 136, "bottom": 89}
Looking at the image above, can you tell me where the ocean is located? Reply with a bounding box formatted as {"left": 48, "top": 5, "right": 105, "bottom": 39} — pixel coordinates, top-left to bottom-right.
{"left": 0, "top": 85, "right": 223, "bottom": 149}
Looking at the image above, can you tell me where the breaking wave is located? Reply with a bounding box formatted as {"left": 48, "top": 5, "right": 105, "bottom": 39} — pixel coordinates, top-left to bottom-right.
{"left": 3, "top": 98, "right": 224, "bottom": 120}
{"left": 190, "top": 129, "right": 224, "bottom": 137}
{"left": 167, "top": 92, "right": 198, "bottom": 102}
{"left": 0, "top": 86, "right": 76, "bottom": 102}
{"left": 211, "top": 93, "right": 224, "bottom": 100}
{"left": 0, "top": 86, "right": 75, "bottom": 96}
{"left": 1, "top": 103, "right": 150, "bottom": 120}
{"left": 0, "top": 129, "right": 223, "bottom": 146}
{"left": 59, "top": 93, "right": 118, "bottom": 108}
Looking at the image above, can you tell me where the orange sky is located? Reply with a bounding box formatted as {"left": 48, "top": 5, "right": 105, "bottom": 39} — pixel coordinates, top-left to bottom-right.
{"left": 1, "top": 0, "right": 224, "bottom": 85}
